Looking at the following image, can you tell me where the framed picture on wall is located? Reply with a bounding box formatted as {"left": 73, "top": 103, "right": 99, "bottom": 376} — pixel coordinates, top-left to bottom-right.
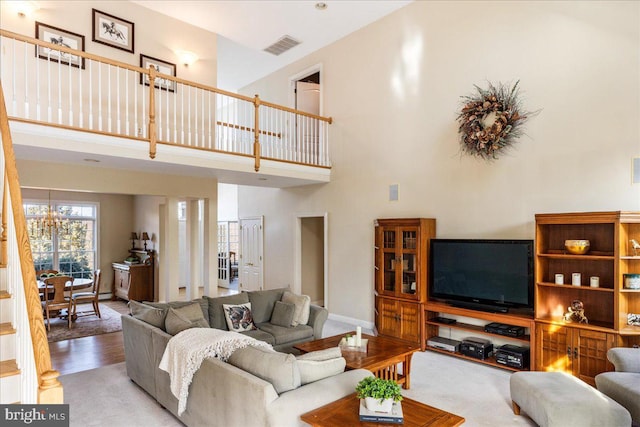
{"left": 139, "top": 54, "right": 177, "bottom": 92}
{"left": 35, "top": 22, "right": 85, "bottom": 69}
{"left": 92, "top": 9, "right": 135, "bottom": 53}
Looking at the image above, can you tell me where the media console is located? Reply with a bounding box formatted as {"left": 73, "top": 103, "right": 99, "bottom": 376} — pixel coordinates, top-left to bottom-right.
{"left": 424, "top": 301, "right": 535, "bottom": 372}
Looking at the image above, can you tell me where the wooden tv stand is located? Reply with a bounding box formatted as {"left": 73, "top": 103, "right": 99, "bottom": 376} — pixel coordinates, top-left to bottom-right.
{"left": 424, "top": 301, "right": 535, "bottom": 371}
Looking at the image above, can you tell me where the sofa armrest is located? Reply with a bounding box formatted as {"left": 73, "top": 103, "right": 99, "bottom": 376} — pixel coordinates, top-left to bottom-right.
{"left": 607, "top": 347, "right": 640, "bottom": 373}
{"left": 307, "top": 305, "right": 328, "bottom": 339}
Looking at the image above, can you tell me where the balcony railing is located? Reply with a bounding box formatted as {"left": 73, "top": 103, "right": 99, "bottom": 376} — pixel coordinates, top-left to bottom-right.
{"left": 0, "top": 29, "right": 332, "bottom": 172}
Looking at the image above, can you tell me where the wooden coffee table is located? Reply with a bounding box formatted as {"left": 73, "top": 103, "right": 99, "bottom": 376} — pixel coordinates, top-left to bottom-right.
{"left": 301, "top": 393, "right": 465, "bottom": 427}
{"left": 294, "top": 332, "right": 419, "bottom": 389}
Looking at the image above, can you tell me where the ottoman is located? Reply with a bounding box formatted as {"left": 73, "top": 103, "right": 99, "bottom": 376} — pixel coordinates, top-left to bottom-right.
{"left": 510, "top": 371, "right": 631, "bottom": 427}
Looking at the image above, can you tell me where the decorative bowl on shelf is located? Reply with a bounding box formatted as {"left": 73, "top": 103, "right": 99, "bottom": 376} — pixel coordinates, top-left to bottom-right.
{"left": 565, "top": 239, "right": 590, "bottom": 255}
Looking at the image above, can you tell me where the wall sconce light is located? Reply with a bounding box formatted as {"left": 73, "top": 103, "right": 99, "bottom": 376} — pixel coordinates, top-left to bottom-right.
{"left": 14, "top": 1, "right": 39, "bottom": 17}
{"left": 176, "top": 50, "right": 198, "bottom": 67}
{"left": 141, "top": 232, "right": 150, "bottom": 251}
{"left": 130, "top": 232, "right": 139, "bottom": 250}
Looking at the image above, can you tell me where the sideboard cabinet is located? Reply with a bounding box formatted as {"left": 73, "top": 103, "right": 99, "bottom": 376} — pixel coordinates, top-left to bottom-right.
{"left": 534, "top": 211, "right": 640, "bottom": 385}
{"left": 374, "top": 218, "right": 436, "bottom": 350}
{"left": 112, "top": 249, "right": 154, "bottom": 302}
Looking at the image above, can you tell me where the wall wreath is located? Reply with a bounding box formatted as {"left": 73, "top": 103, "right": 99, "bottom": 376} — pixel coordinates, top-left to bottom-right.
{"left": 456, "top": 80, "right": 537, "bottom": 160}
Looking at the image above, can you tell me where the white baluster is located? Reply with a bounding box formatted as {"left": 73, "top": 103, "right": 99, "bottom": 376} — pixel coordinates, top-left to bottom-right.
{"left": 117, "top": 66, "right": 121, "bottom": 134}
{"left": 36, "top": 44, "right": 41, "bottom": 121}
{"left": 125, "top": 68, "right": 129, "bottom": 135}
{"left": 79, "top": 59, "right": 83, "bottom": 128}
{"left": 98, "top": 63, "right": 103, "bottom": 131}
{"left": 68, "top": 58, "right": 73, "bottom": 126}
{"left": 107, "top": 64, "right": 112, "bottom": 132}
{"left": 181, "top": 85, "right": 184, "bottom": 144}
{"left": 88, "top": 60, "right": 93, "bottom": 130}
{"left": 57, "top": 55, "right": 62, "bottom": 124}
{"left": 158, "top": 87, "right": 163, "bottom": 141}
{"left": 23, "top": 42, "right": 29, "bottom": 119}
{"left": 47, "top": 52, "right": 51, "bottom": 122}
{"left": 173, "top": 82, "right": 178, "bottom": 143}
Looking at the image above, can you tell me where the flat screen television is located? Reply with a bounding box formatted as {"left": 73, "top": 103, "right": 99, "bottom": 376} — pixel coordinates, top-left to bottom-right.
{"left": 429, "top": 239, "right": 534, "bottom": 313}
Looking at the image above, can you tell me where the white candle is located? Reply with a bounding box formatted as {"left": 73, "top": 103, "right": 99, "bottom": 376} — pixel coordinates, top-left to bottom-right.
{"left": 356, "top": 326, "right": 362, "bottom": 346}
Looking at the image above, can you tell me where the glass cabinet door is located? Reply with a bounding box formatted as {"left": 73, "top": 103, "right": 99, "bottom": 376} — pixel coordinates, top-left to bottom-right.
{"left": 382, "top": 229, "right": 397, "bottom": 293}
{"left": 400, "top": 229, "right": 418, "bottom": 296}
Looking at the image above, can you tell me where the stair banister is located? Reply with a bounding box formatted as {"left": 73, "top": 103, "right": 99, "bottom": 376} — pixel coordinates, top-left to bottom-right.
{"left": 0, "top": 81, "right": 63, "bottom": 403}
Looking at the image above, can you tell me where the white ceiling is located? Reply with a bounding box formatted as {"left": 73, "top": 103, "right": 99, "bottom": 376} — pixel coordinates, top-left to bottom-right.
{"left": 133, "top": 0, "right": 412, "bottom": 91}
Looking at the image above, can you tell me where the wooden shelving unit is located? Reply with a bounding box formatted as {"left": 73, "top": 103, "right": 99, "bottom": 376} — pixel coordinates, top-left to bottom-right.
{"left": 424, "top": 301, "right": 535, "bottom": 371}
{"left": 534, "top": 211, "right": 640, "bottom": 386}
{"left": 374, "top": 218, "right": 436, "bottom": 350}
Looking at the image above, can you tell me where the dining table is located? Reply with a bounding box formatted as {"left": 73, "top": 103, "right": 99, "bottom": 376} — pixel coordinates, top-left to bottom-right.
{"left": 38, "top": 277, "right": 94, "bottom": 321}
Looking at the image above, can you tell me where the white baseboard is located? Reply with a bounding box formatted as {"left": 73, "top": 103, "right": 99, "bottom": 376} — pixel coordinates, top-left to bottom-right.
{"left": 328, "top": 313, "right": 374, "bottom": 330}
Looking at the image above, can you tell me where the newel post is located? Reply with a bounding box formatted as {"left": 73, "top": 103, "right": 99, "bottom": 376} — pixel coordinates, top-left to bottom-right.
{"left": 147, "top": 65, "right": 157, "bottom": 159}
{"left": 253, "top": 94, "right": 261, "bottom": 172}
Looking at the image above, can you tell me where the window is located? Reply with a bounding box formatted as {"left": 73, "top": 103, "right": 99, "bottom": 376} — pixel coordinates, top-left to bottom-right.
{"left": 24, "top": 201, "right": 98, "bottom": 279}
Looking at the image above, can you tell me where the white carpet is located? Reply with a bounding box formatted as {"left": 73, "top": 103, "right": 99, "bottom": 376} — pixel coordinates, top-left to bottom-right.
{"left": 60, "top": 319, "right": 537, "bottom": 426}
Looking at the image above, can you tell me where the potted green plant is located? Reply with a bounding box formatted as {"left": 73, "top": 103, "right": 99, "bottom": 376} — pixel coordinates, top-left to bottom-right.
{"left": 355, "top": 376, "right": 402, "bottom": 413}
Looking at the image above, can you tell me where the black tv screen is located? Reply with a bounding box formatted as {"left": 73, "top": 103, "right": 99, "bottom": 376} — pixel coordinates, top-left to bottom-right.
{"left": 429, "top": 239, "right": 534, "bottom": 311}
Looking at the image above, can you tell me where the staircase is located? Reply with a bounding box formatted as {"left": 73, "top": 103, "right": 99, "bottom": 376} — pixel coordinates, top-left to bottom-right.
{"left": 0, "top": 82, "right": 63, "bottom": 404}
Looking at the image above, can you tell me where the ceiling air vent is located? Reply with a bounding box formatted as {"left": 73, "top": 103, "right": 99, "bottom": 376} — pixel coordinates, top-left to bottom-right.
{"left": 263, "top": 35, "right": 301, "bottom": 56}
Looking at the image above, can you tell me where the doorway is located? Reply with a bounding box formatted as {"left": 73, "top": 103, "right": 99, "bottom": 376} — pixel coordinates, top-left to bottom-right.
{"left": 239, "top": 216, "right": 264, "bottom": 291}
{"left": 295, "top": 213, "right": 328, "bottom": 308}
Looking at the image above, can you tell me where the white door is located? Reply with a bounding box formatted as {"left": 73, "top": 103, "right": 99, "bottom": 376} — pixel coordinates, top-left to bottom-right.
{"left": 239, "top": 216, "right": 263, "bottom": 291}
{"left": 217, "top": 222, "right": 229, "bottom": 288}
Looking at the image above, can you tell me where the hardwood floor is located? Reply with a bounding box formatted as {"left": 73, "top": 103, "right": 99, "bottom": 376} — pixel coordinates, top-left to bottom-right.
{"left": 49, "top": 331, "right": 125, "bottom": 376}
{"left": 49, "top": 287, "right": 238, "bottom": 376}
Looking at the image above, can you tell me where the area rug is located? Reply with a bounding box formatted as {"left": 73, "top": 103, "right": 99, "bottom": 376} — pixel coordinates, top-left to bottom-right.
{"left": 46, "top": 301, "right": 128, "bottom": 342}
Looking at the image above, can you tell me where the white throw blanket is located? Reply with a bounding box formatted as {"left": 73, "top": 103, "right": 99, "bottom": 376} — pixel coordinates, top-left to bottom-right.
{"left": 159, "top": 328, "right": 272, "bottom": 415}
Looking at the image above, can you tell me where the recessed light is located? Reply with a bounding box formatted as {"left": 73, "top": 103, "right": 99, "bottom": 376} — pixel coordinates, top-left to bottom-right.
{"left": 315, "top": 2, "right": 327, "bottom": 11}
{"left": 83, "top": 158, "right": 100, "bottom": 163}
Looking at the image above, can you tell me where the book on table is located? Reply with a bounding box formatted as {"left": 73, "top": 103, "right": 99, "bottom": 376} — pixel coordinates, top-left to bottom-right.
{"left": 358, "top": 399, "right": 404, "bottom": 424}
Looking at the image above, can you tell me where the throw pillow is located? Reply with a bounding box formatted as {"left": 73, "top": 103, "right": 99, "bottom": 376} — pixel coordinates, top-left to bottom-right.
{"left": 145, "top": 299, "right": 210, "bottom": 327}
{"left": 206, "top": 293, "right": 250, "bottom": 330}
{"left": 129, "top": 300, "right": 167, "bottom": 330}
{"left": 270, "top": 301, "right": 295, "bottom": 328}
{"left": 281, "top": 291, "right": 311, "bottom": 326}
{"left": 165, "top": 302, "right": 209, "bottom": 335}
{"left": 222, "top": 302, "right": 257, "bottom": 332}
{"left": 228, "top": 345, "right": 301, "bottom": 394}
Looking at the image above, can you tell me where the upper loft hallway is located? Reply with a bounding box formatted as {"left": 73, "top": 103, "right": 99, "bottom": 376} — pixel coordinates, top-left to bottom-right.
{"left": 1, "top": 28, "right": 332, "bottom": 189}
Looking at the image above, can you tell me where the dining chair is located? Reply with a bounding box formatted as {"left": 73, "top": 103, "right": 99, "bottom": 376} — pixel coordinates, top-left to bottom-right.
{"left": 71, "top": 269, "right": 102, "bottom": 320}
{"left": 229, "top": 252, "right": 239, "bottom": 280}
{"left": 41, "top": 275, "right": 74, "bottom": 331}
{"left": 36, "top": 269, "right": 58, "bottom": 279}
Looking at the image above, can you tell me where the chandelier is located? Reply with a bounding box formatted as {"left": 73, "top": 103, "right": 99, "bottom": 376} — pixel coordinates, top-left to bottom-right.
{"left": 30, "top": 190, "right": 67, "bottom": 239}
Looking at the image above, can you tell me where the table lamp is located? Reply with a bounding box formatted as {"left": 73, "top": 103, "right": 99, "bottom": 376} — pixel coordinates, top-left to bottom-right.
{"left": 130, "top": 232, "right": 138, "bottom": 250}
{"left": 141, "top": 232, "right": 150, "bottom": 251}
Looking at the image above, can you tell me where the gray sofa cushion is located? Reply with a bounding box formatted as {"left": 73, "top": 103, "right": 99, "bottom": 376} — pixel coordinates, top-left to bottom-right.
{"left": 240, "top": 328, "right": 276, "bottom": 345}
{"left": 595, "top": 372, "right": 640, "bottom": 424}
{"left": 129, "top": 300, "right": 167, "bottom": 330}
{"left": 282, "top": 291, "right": 310, "bottom": 326}
{"left": 205, "top": 293, "right": 250, "bottom": 330}
{"left": 257, "top": 323, "right": 313, "bottom": 345}
{"left": 145, "top": 298, "right": 210, "bottom": 327}
{"left": 227, "top": 345, "right": 300, "bottom": 394}
{"left": 296, "top": 348, "right": 346, "bottom": 385}
{"left": 165, "top": 303, "right": 210, "bottom": 335}
{"left": 247, "top": 287, "right": 289, "bottom": 323}
{"left": 270, "top": 301, "right": 295, "bottom": 327}
{"left": 608, "top": 347, "right": 640, "bottom": 373}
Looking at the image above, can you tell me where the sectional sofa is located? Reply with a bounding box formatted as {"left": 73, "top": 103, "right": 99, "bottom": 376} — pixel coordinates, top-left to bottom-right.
{"left": 122, "top": 289, "right": 370, "bottom": 426}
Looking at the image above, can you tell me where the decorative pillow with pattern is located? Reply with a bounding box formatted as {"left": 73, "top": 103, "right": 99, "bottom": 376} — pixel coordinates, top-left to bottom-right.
{"left": 222, "top": 302, "right": 257, "bottom": 332}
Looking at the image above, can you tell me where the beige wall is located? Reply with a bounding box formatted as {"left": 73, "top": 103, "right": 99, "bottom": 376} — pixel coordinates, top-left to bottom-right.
{"left": 239, "top": 1, "right": 640, "bottom": 324}
{"left": 0, "top": 0, "right": 217, "bottom": 87}
{"left": 21, "top": 188, "right": 134, "bottom": 294}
